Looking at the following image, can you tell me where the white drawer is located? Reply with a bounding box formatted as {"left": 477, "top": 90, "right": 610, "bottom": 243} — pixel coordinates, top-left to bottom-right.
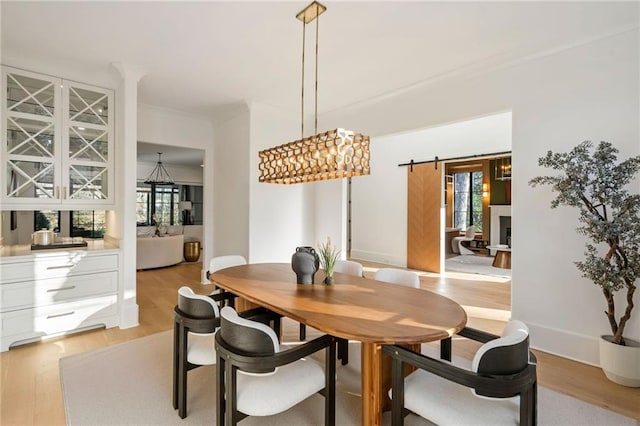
{"left": 0, "top": 271, "right": 117, "bottom": 312}
{"left": 1, "top": 253, "right": 118, "bottom": 283}
{"left": 0, "top": 295, "right": 118, "bottom": 347}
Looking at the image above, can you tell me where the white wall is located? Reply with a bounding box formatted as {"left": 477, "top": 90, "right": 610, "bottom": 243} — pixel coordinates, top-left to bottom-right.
{"left": 212, "top": 105, "right": 250, "bottom": 259}
{"left": 512, "top": 31, "right": 639, "bottom": 365}
{"left": 313, "top": 179, "right": 347, "bottom": 259}
{"left": 348, "top": 112, "right": 512, "bottom": 266}
{"left": 137, "top": 104, "right": 214, "bottom": 281}
{"left": 0, "top": 210, "right": 33, "bottom": 245}
{"left": 248, "top": 102, "right": 315, "bottom": 263}
{"left": 319, "top": 30, "right": 639, "bottom": 365}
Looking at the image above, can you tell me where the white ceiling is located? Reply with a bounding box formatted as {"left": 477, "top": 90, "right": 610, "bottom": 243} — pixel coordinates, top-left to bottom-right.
{"left": 137, "top": 142, "right": 204, "bottom": 167}
{"left": 2, "top": 1, "right": 638, "bottom": 164}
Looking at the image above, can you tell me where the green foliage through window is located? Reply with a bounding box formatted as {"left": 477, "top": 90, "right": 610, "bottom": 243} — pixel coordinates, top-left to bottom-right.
{"left": 453, "top": 171, "right": 483, "bottom": 232}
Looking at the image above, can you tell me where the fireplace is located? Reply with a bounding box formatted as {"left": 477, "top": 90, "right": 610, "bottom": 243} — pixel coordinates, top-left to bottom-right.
{"left": 490, "top": 205, "right": 512, "bottom": 247}
{"left": 500, "top": 216, "right": 512, "bottom": 246}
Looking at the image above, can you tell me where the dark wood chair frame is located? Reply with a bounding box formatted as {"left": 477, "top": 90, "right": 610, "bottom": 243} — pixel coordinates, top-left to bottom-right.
{"left": 300, "top": 323, "right": 349, "bottom": 366}
{"left": 383, "top": 327, "right": 538, "bottom": 426}
{"left": 215, "top": 332, "right": 337, "bottom": 426}
{"left": 173, "top": 291, "right": 280, "bottom": 419}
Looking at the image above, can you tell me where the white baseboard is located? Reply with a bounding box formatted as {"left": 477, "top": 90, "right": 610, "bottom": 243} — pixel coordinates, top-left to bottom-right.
{"left": 350, "top": 249, "right": 406, "bottom": 267}
{"left": 526, "top": 320, "right": 600, "bottom": 367}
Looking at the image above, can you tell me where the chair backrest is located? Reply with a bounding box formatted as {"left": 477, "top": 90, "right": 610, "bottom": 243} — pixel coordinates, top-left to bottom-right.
{"left": 209, "top": 255, "right": 247, "bottom": 274}
{"left": 374, "top": 268, "right": 420, "bottom": 288}
{"left": 219, "top": 306, "right": 280, "bottom": 356}
{"left": 471, "top": 320, "right": 530, "bottom": 398}
{"left": 176, "top": 287, "right": 220, "bottom": 334}
{"left": 334, "top": 260, "right": 363, "bottom": 277}
{"left": 178, "top": 286, "right": 220, "bottom": 318}
{"left": 464, "top": 225, "right": 476, "bottom": 238}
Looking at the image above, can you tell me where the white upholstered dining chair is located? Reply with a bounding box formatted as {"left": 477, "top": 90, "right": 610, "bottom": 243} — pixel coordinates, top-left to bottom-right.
{"left": 334, "top": 259, "right": 364, "bottom": 277}
{"left": 384, "top": 320, "right": 537, "bottom": 426}
{"left": 206, "top": 254, "right": 247, "bottom": 280}
{"left": 215, "top": 306, "right": 336, "bottom": 425}
{"left": 374, "top": 268, "right": 420, "bottom": 288}
{"left": 173, "top": 286, "right": 221, "bottom": 419}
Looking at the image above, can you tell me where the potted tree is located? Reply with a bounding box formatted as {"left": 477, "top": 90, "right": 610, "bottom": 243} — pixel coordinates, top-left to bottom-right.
{"left": 530, "top": 141, "right": 639, "bottom": 387}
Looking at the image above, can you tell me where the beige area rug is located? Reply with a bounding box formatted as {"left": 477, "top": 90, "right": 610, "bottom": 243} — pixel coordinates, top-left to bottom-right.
{"left": 60, "top": 330, "right": 638, "bottom": 425}
{"left": 445, "top": 255, "right": 512, "bottom": 279}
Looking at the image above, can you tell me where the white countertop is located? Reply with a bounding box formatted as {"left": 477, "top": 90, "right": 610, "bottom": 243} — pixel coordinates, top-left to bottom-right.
{"left": 0, "top": 240, "right": 120, "bottom": 259}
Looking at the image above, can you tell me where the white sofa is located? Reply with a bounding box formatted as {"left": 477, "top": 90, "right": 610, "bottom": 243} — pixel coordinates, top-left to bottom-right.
{"left": 136, "top": 231, "right": 184, "bottom": 270}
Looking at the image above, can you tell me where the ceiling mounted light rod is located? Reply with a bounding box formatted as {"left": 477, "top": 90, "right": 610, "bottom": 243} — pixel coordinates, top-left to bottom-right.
{"left": 144, "top": 152, "right": 175, "bottom": 185}
{"left": 258, "top": 1, "right": 370, "bottom": 184}
{"left": 297, "top": 1, "right": 325, "bottom": 137}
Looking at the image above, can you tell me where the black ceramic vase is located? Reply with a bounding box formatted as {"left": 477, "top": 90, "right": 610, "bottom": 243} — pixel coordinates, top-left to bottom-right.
{"left": 291, "top": 246, "right": 320, "bottom": 284}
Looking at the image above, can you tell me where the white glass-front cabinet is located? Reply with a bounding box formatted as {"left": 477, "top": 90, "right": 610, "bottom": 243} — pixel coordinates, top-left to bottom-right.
{"left": 1, "top": 66, "right": 114, "bottom": 208}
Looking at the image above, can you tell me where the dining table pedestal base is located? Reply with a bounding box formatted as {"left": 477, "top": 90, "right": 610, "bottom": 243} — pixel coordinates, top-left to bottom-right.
{"left": 361, "top": 342, "right": 420, "bottom": 426}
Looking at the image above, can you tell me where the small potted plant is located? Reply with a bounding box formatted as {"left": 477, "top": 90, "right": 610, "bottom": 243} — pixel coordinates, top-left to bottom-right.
{"left": 530, "top": 141, "right": 640, "bottom": 387}
{"left": 318, "top": 237, "right": 340, "bottom": 285}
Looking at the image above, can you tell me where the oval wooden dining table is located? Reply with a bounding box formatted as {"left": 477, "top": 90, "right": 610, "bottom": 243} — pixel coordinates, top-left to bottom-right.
{"left": 210, "top": 263, "right": 467, "bottom": 426}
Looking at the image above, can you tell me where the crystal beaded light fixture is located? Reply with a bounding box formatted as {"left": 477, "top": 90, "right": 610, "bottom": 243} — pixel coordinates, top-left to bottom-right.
{"left": 258, "top": 1, "right": 370, "bottom": 184}
{"left": 144, "top": 152, "right": 174, "bottom": 185}
{"left": 495, "top": 156, "right": 512, "bottom": 181}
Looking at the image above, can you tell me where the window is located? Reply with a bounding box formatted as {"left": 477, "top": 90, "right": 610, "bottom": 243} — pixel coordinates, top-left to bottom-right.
{"left": 136, "top": 185, "right": 152, "bottom": 225}
{"left": 31, "top": 210, "right": 105, "bottom": 238}
{"left": 180, "top": 185, "right": 203, "bottom": 226}
{"left": 34, "top": 210, "right": 60, "bottom": 231}
{"left": 453, "top": 171, "right": 483, "bottom": 232}
{"left": 136, "top": 183, "right": 202, "bottom": 226}
{"left": 70, "top": 210, "right": 106, "bottom": 238}
{"left": 154, "top": 185, "right": 179, "bottom": 225}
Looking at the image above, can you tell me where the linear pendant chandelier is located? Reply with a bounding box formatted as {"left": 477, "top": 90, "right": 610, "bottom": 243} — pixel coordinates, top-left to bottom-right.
{"left": 258, "top": 1, "right": 370, "bottom": 184}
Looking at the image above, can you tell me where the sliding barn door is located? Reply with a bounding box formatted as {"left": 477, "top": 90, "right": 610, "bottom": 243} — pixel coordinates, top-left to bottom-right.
{"left": 407, "top": 163, "right": 442, "bottom": 273}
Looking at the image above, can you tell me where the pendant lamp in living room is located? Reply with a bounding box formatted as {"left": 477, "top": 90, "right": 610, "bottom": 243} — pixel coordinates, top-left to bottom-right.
{"left": 144, "top": 152, "right": 174, "bottom": 185}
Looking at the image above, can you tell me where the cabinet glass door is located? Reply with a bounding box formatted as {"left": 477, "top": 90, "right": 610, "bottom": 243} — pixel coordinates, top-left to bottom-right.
{"left": 3, "top": 69, "right": 61, "bottom": 201}
{"left": 63, "top": 82, "right": 113, "bottom": 202}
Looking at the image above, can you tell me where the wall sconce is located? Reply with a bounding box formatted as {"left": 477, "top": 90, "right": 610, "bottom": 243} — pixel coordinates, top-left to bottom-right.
{"left": 482, "top": 183, "right": 489, "bottom": 198}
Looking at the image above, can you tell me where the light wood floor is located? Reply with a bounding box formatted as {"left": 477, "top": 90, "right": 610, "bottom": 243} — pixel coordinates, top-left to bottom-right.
{"left": 1, "top": 261, "right": 638, "bottom": 425}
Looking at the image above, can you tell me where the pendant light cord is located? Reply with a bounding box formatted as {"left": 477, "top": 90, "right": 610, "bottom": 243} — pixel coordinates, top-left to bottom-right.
{"left": 301, "top": 19, "right": 306, "bottom": 139}
{"left": 315, "top": 9, "right": 319, "bottom": 134}
{"left": 300, "top": 2, "right": 321, "bottom": 138}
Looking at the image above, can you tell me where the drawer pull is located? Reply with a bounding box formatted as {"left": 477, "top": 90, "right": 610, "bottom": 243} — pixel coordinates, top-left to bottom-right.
{"left": 47, "top": 264, "right": 76, "bottom": 270}
{"left": 46, "top": 286, "right": 76, "bottom": 292}
{"left": 47, "top": 311, "right": 75, "bottom": 319}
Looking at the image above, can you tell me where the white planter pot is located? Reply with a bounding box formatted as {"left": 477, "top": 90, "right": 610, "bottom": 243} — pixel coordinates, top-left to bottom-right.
{"left": 599, "top": 335, "right": 640, "bottom": 387}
